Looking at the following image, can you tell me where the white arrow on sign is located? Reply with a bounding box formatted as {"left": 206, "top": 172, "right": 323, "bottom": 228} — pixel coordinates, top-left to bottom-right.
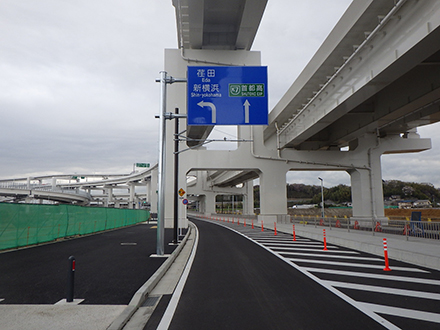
{"left": 243, "top": 100, "right": 250, "bottom": 124}
{"left": 197, "top": 101, "right": 217, "bottom": 124}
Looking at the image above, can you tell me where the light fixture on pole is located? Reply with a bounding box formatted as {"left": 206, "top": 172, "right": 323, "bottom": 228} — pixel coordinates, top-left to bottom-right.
{"left": 318, "top": 177, "right": 324, "bottom": 220}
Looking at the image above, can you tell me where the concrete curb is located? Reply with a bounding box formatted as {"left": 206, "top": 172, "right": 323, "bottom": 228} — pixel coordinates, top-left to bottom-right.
{"left": 106, "top": 225, "right": 192, "bottom": 330}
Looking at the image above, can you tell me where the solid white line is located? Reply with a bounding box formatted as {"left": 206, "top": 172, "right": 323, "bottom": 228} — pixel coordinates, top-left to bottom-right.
{"left": 279, "top": 251, "right": 380, "bottom": 261}
{"left": 289, "top": 258, "right": 428, "bottom": 272}
{"left": 358, "top": 302, "right": 440, "bottom": 323}
{"left": 156, "top": 223, "right": 199, "bottom": 330}
{"left": 304, "top": 267, "right": 440, "bottom": 285}
{"left": 323, "top": 280, "right": 440, "bottom": 301}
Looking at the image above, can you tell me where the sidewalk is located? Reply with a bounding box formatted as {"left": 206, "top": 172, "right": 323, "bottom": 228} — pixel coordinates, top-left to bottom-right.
{"left": 258, "top": 220, "right": 440, "bottom": 271}
{"left": 0, "top": 304, "right": 127, "bottom": 330}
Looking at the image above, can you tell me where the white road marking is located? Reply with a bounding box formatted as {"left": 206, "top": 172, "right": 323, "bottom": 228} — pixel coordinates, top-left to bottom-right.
{"left": 323, "top": 280, "right": 440, "bottom": 301}
{"left": 358, "top": 302, "right": 440, "bottom": 323}
{"left": 289, "top": 258, "right": 428, "bottom": 272}
{"left": 213, "top": 224, "right": 401, "bottom": 329}
{"left": 304, "top": 268, "right": 440, "bottom": 285}
{"left": 156, "top": 224, "right": 199, "bottom": 330}
{"left": 263, "top": 242, "right": 339, "bottom": 249}
{"left": 270, "top": 246, "right": 359, "bottom": 254}
{"left": 279, "top": 251, "right": 381, "bottom": 261}
{"left": 253, "top": 238, "right": 313, "bottom": 243}
{"left": 200, "top": 218, "right": 437, "bottom": 328}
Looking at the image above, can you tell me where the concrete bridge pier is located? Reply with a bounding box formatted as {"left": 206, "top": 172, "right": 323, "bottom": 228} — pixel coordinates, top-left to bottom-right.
{"left": 348, "top": 132, "right": 431, "bottom": 228}
{"left": 348, "top": 167, "right": 388, "bottom": 228}
{"left": 199, "top": 191, "right": 217, "bottom": 215}
{"left": 188, "top": 171, "right": 254, "bottom": 217}
{"left": 258, "top": 164, "right": 289, "bottom": 224}
{"left": 148, "top": 168, "right": 158, "bottom": 214}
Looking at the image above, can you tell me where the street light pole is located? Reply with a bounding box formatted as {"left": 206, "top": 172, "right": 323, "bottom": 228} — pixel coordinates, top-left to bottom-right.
{"left": 155, "top": 72, "right": 186, "bottom": 256}
{"left": 157, "top": 71, "right": 167, "bottom": 256}
{"left": 318, "top": 177, "right": 324, "bottom": 221}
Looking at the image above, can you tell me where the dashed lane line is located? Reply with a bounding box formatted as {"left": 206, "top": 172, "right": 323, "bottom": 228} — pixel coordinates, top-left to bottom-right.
{"left": 322, "top": 280, "right": 440, "bottom": 301}
{"left": 304, "top": 267, "right": 440, "bottom": 285}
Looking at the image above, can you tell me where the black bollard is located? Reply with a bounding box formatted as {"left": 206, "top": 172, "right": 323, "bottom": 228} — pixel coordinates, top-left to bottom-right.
{"left": 67, "top": 256, "right": 75, "bottom": 302}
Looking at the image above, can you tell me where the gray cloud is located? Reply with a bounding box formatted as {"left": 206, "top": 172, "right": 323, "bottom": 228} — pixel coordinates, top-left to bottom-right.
{"left": 1, "top": 0, "right": 439, "bottom": 189}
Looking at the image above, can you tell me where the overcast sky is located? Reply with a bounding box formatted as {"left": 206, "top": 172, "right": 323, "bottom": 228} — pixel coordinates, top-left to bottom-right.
{"left": 1, "top": 0, "right": 439, "bottom": 188}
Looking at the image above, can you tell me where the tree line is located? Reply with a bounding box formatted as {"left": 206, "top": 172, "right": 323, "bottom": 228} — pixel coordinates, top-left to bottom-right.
{"left": 253, "top": 180, "right": 440, "bottom": 207}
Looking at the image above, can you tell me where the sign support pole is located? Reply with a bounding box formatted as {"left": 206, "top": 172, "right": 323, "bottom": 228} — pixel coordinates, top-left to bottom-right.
{"left": 156, "top": 72, "right": 186, "bottom": 256}
{"left": 173, "top": 107, "right": 179, "bottom": 244}
{"left": 157, "top": 71, "right": 167, "bottom": 256}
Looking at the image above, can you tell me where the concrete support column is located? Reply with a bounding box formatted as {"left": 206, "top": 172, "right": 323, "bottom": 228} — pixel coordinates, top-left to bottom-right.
{"left": 203, "top": 191, "right": 217, "bottom": 215}
{"left": 104, "top": 187, "right": 113, "bottom": 207}
{"left": 258, "top": 166, "right": 288, "bottom": 223}
{"left": 128, "top": 184, "right": 135, "bottom": 209}
{"left": 145, "top": 181, "right": 150, "bottom": 209}
{"left": 243, "top": 181, "right": 254, "bottom": 215}
{"left": 149, "top": 171, "right": 158, "bottom": 214}
{"left": 348, "top": 133, "right": 389, "bottom": 226}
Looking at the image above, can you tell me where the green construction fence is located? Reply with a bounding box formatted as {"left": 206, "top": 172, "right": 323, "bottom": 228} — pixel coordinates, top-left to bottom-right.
{"left": 0, "top": 203, "right": 150, "bottom": 251}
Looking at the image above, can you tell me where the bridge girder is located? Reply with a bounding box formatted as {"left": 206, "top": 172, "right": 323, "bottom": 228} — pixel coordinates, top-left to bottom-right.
{"left": 269, "top": 0, "right": 440, "bottom": 151}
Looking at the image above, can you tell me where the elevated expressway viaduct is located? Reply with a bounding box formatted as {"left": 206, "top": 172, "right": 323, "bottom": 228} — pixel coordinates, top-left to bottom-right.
{"left": 165, "top": 0, "right": 440, "bottom": 228}
{"left": 0, "top": 166, "right": 158, "bottom": 209}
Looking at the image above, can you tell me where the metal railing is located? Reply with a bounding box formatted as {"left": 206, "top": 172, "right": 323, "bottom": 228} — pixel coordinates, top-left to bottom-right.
{"left": 291, "top": 215, "right": 440, "bottom": 241}
{"left": 0, "top": 182, "right": 91, "bottom": 199}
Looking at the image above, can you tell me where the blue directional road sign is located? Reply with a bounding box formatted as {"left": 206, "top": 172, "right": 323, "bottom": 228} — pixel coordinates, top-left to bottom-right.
{"left": 187, "top": 66, "right": 268, "bottom": 125}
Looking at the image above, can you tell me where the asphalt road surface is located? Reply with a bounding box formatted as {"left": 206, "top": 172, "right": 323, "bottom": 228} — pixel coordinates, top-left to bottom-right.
{"left": 0, "top": 223, "right": 176, "bottom": 305}
{"left": 163, "top": 218, "right": 388, "bottom": 329}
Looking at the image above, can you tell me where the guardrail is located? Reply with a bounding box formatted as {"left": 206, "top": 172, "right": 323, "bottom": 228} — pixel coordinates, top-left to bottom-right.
{"left": 291, "top": 215, "right": 440, "bottom": 241}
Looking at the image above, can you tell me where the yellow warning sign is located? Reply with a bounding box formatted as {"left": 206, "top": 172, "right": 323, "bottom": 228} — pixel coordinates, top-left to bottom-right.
{"left": 178, "top": 188, "right": 186, "bottom": 197}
